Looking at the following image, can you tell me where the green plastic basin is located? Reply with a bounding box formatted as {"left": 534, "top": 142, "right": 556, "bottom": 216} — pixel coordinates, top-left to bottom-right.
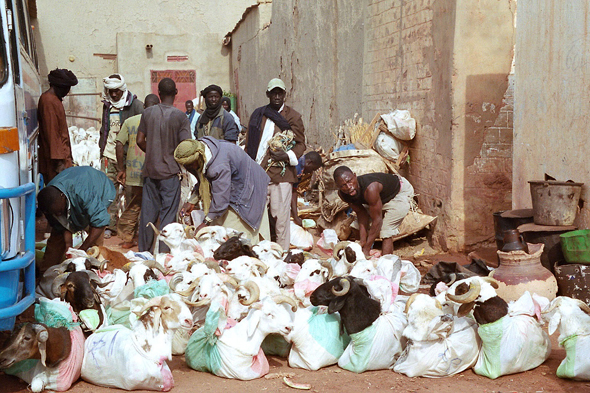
{"left": 561, "top": 229, "right": 590, "bottom": 264}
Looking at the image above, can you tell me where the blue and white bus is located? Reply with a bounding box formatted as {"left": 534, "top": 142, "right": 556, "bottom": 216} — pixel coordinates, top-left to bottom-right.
{"left": 0, "top": 0, "right": 41, "bottom": 329}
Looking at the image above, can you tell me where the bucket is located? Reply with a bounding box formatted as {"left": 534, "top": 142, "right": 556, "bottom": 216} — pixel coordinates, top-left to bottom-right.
{"left": 528, "top": 181, "right": 583, "bottom": 226}
{"left": 560, "top": 229, "right": 590, "bottom": 264}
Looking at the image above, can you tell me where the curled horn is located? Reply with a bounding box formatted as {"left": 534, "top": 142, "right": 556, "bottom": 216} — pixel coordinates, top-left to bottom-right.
{"left": 87, "top": 246, "right": 101, "bottom": 259}
{"left": 32, "top": 324, "right": 48, "bottom": 343}
{"left": 133, "top": 296, "right": 162, "bottom": 318}
{"left": 99, "top": 260, "right": 109, "bottom": 273}
{"left": 195, "top": 226, "right": 216, "bottom": 240}
{"left": 320, "top": 261, "right": 334, "bottom": 280}
{"left": 253, "top": 260, "right": 268, "bottom": 275}
{"left": 331, "top": 278, "right": 351, "bottom": 296}
{"left": 240, "top": 281, "right": 260, "bottom": 305}
{"left": 446, "top": 279, "right": 482, "bottom": 304}
{"left": 169, "top": 273, "right": 185, "bottom": 292}
{"left": 481, "top": 276, "right": 500, "bottom": 289}
{"left": 51, "top": 272, "right": 70, "bottom": 297}
{"left": 273, "top": 295, "right": 298, "bottom": 312}
{"left": 576, "top": 299, "right": 590, "bottom": 315}
{"left": 218, "top": 274, "right": 239, "bottom": 288}
{"left": 184, "top": 298, "right": 211, "bottom": 307}
{"left": 204, "top": 260, "right": 222, "bottom": 273}
{"left": 404, "top": 293, "right": 420, "bottom": 314}
{"left": 176, "top": 276, "right": 202, "bottom": 297}
{"left": 446, "top": 273, "right": 457, "bottom": 286}
{"left": 270, "top": 242, "right": 284, "bottom": 258}
{"left": 143, "top": 260, "right": 169, "bottom": 275}
{"left": 184, "top": 225, "right": 197, "bottom": 239}
{"left": 332, "top": 241, "right": 351, "bottom": 258}
{"left": 147, "top": 222, "right": 160, "bottom": 237}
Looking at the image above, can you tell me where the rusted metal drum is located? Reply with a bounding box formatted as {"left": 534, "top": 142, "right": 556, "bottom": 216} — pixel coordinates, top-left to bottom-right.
{"left": 492, "top": 243, "right": 558, "bottom": 302}
{"left": 528, "top": 180, "right": 583, "bottom": 226}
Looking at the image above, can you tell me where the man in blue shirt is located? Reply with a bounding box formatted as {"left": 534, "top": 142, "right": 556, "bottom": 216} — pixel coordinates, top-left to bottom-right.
{"left": 37, "top": 166, "right": 116, "bottom": 273}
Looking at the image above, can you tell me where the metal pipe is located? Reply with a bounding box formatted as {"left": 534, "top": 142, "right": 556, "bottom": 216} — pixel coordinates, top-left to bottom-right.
{"left": 65, "top": 114, "right": 101, "bottom": 122}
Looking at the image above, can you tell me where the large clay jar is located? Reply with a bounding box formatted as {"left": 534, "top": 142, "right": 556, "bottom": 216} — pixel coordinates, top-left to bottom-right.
{"left": 491, "top": 243, "right": 558, "bottom": 302}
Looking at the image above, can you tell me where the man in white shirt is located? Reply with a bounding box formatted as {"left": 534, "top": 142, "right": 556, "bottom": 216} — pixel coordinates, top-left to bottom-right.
{"left": 245, "top": 78, "right": 306, "bottom": 250}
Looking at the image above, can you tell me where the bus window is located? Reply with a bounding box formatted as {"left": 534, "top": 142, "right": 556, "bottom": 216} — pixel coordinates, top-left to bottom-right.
{"left": 6, "top": 2, "right": 20, "bottom": 84}
{"left": 0, "top": 12, "right": 8, "bottom": 85}
{"left": 16, "top": 0, "right": 30, "bottom": 55}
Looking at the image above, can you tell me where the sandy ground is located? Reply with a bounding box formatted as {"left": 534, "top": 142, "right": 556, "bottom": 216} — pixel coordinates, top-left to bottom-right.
{"left": 2, "top": 230, "right": 589, "bottom": 392}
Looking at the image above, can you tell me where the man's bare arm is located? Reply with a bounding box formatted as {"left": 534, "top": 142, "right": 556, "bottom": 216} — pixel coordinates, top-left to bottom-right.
{"left": 362, "top": 182, "right": 384, "bottom": 255}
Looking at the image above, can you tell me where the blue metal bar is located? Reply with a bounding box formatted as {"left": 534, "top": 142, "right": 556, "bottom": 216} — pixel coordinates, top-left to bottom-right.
{"left": 0, "top": 182, "right": 36, "bottom": 326}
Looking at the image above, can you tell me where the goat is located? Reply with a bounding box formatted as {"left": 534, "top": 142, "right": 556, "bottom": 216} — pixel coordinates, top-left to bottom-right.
{"left": 310, "top": 276, "right": 406, "bottom": 373}
{"left": 332, "top": 241, "right": 364, "bottom": 276}
{"left": 445, "top": 277, "right": 508, "bottom": 324}
{"left": 148, "top": 222, "right": 202, "bottom": 257}
{"left": 185, "top": 296, "right": 295, "bottom": 380}
{"left": 86, "top": 246, "right": 129, "bottom": 270}
{"left": 542, "top": 297, "right": 590, "bottom": 380}
{"left": 81, "top": 294, "right": 193, "bottom": 391}
{"left": 0, "top": 300, "right": 85, "bottom": 392}
{"left": 121, "top": 259, "right": 168, "bottom": 288}
{"left": 213, "top": 234, "right": 258, "bottom": 261}
{"left": 402, "top": 293, "right": 445, "bottom": 342}
{"left": 195, "top": 225, "right": 232, "bottom": 258}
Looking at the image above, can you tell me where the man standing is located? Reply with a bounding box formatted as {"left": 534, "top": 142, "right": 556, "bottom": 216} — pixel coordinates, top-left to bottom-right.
{"left": 333, "top": 166, "right": 414, "bottom": 256}
{"left": 115, "top": 94, "right": 160, "bottom": 249}
{"left": 137, "top": 78, "right": 191, "bottom": 253}
{"left": 185, "top": 100, "right": 200, "bottom": 137}
{"left": 246, "top": 78, "right": 305, "bottom": 250}
{"left": 37, "top": 166, "right": 115, "bottom": 273}
{"left": 291, "top": 151, "right": 323, "bottom": 226}
{"left": 220, "top": 96, "right": 242, "bottom": 132}
{"left": 99, "top": 73, "right": 144, "bottom": 238}
{"left": 174, "top": 137, "right": 270, "bottom": 243}
{"left": 194, "top": 84, "right": 239, "bottom": 142}
{"left": 38, "top": 68, "right": 78, "bottom": 183}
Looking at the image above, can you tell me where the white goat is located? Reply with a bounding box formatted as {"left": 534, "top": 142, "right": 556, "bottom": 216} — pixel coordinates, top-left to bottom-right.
{"left": 402, "top": 293, "right": 445, "bottom": 342}
{"left": 293, "top": 259, "right": 333, "bottom": 307}
{"left": 195, "top": 225, "right": 231, "bottom": 258}
{"left": 185, "top": 297, "right": 295, "bottom": 380}
{"left": 81, "top": 294, "right": 193, "bottom": 391}
{"left": 332, "top": 241, "right": 365, "bottom": 276}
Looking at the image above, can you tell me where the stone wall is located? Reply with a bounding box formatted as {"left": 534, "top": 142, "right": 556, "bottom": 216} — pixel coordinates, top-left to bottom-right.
{"left": 513, "top": 0, "right": 590, "bottom": 229}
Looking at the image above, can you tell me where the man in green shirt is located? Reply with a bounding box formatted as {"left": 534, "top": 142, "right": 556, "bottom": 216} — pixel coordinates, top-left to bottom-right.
{"left": 115, "top": 94, "right": 160, "bottom": 248}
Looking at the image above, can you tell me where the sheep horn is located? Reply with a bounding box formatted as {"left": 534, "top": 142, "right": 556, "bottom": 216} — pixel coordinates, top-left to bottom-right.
{"left": 176, "top": 276, "right": 202, "bottom": 297}
{"left": 575, "top": 299, "right": 590, "bottom": 315}
{"left": 240, "top": 281, "right": 260, "bottom": 305}
{"left": 87, "top": 246, "right": 100, "bottom": 259}
{"left": 321, "top": 260, "right": 334, "bottom": 280}
{"left": 332, "top": 241, "right": 351, "bottom": 259}
{"left": 32, "top": 324, "right": 49, "bottom": 343}
{"left": 446, "top": 273, "right": 457, "bottom": 286}
{"left": 51, "top": 272, "right": 70, "bottom": 297}
{"left": 195, "top": 226, "right": 216, "bottom": 240}
{"left": 121, "top": 262, "right": 134, "bottom": 273}
{"left": 185, "top": 297, "right": 211, "bottom": 307}
{"left": 404, "top": 293, "right": 420, "bottom": 314}
{"left": 133, "top": 296, "right": 162, "bottom": 317}
{"left": 169, "top": 273, "right": 185, "bottom": 292}
{"left": 147, "top": 222, "right": 160, "bottom": 236}
{"left": 270, "top": 242, "right": 284, "bottom": 257}
{"left": 204, "top": 260, "right": 222, "bottom": 273}
{"left": 143, "top": 260, "right": 169, "bottom": 275}
{"left": 331, "top": 278, "right": 351, "bottom": 296}
{"left": 273, "top": 295, "right": 298, "bottom": 312}
{"left": 99, "top": 260, "right": 109, "bottom": 273}
{"left": 219, "top": 274, "right": 239, "bottom": 288}
{"left": 481, "top": 276, "right": 500, "bottom": 289}
{"left": 184, "top": 225, "right": 197, "bottom": 239}
{"left": 253, "top": 260, "right": 268, "bottom": 275}
{"left": 446, "top": 279, "right": 482, "bottom": 304}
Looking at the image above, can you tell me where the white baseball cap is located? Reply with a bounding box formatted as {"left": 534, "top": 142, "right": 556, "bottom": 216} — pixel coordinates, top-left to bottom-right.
{"left": 267, "top": 78, "right": 286, "bottom": 92}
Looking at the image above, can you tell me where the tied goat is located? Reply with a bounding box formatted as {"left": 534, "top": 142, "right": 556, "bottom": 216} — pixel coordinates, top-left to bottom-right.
{"left": 543, "top": 297, "right": 590, "bottom": 380}
{"left": 310, "top": 276, "right": 407, "bottom": 373}
{"left": 81, "top": 294, "right": 193, "bottom": 391}
{"left": 293, "top": 259, "right": 333, "bottom": 307}
{"left": 185, "top": 296, "right": 296, "bottom": 380}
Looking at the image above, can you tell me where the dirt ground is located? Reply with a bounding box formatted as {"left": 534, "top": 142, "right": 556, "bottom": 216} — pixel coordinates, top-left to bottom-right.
{"left": 2, "top": 231, "right": 589, "bottom": 392}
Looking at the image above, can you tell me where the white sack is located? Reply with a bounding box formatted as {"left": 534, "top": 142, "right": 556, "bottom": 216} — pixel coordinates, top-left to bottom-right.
{"left": 380, "top": 110, "right": 416, "bottom": 141}
{"left": 374, "top": 132, "right": 404, "bottom": 161}
{"left": 290, "top": 222, "right": 314, "bottom": 251}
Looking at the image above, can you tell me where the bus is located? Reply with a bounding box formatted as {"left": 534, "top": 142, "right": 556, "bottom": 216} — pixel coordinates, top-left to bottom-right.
{"left": 0, "top": 0, "right": 42, "bottom": 330}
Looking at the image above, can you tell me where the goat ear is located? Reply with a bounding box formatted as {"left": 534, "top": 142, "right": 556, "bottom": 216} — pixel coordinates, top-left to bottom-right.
{"left": 246, "top": 311, "right": 261, "bottom": 337}
{"left": 548, "top": 312, "right": 561, "bottom": 335}
{"left": 457, "top": 302, "right": 475, "bottom": 317}
{"left": 60, "top": 284, "right": 68, "bottom": 299}
{"left": 328, "top": 297, "right": 346, "bottom": 314}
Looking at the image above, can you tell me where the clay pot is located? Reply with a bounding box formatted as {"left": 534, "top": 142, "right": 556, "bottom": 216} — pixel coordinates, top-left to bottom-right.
{"left": 501, "top": 229, "right": 529, "bottom": 253}
{"left": 491, "top": 243, "right": 557, "bottom": 302}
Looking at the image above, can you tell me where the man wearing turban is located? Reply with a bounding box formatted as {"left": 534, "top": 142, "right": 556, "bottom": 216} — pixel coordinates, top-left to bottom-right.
{"left": 38, "top": 68, "right": 78, "bottom": 183}
{"left": 174, "top": 137, "right": 270, "bottom": 243}
{"left": 99, "top": 73, "right": 144, "bottom": 238}
{"left": 194, "top": 84, "right": 239, "bottom": 142}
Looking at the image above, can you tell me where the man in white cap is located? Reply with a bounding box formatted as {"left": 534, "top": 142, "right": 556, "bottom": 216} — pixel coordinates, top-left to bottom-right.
{"left": 245, "top": 78, "right": 305, "bottom": 250}
{"left": 99, "top": 73, "right": 144, "bottom": 238}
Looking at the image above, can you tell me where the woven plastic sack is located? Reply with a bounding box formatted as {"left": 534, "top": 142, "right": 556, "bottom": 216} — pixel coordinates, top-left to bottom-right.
{"left": 262, "top": 334, "right": 291, "bottom": 357}
{"left": 474, "top": 292, "right": 551, "bottom": 379}
{"left": 338, "top": 310, "right": 407, "bottom": 373}
{"left": 81, "top": 325, "right": 174, "bottom": 391}
{"left": 556, "top": 333, "right": 590, "bottom": 380}
{"left": 134, "top": 279, "right": 171, "bottom": 299}
{"left": 381, "top": 110, "right": 416, "bottom": 141}
{"left": 290, "top": 222, "right": 314, "bottom": 251}
{"left": 394, "top": 315, "right": 480, "bottom": 377}
{"left": 374, "top": 132, "right": 404, "bottom": 161}
{"left": 288, "top": 306, "right": 350, "bottom": 370}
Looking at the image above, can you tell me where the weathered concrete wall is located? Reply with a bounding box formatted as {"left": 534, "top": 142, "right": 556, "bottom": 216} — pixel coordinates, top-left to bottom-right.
{"left": 229, "top": 0, "right": 366, "bottom": 149}
{"left": 363, "top": 0, "right": 516, "bottom": 250}
{"left": 514, "top": 0, "right": 590, "bottom": 228}
{"left": 34, "top": 0, "right": 256, "bottom": 126}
